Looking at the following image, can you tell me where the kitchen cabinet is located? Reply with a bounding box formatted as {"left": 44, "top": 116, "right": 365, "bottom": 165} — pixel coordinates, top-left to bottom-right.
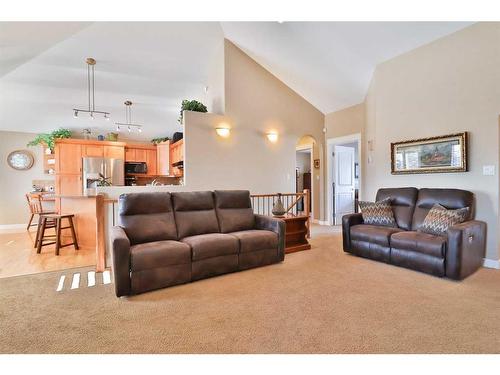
{"left": 146, "top": 149, "right": 157, "bottom": 175}
{"left": 125, "top": 148, "right": 136, "bottom": 162}
{"left": 156, "top": 141, "right": 170, "bottom": 176}
{"left": 56, "top": 174, "right": 83, "bottom": 196}
{"left": 170, "top": 139, "right": 184, "bottom": 177}
{"left": 125, "top": 147, "right": 147, "bottom": 162}
{"left": 54, "top": 139, "right": 126, "bottom": 198}
{"left": 83, "top": 145, "right": 104, "bottom": 158}
{"left": 104, "top": 145, "right": 125, "bottom": 160}
{"left": 135, "top": 149, "right": 147, "bottom": 163}
{"left": 56, "top": 143, "right": 82, "bottom": 174}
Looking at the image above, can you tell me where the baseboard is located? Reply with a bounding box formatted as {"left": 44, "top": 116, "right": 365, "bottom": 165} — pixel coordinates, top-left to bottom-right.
{"left": 0, "top": 223, "right": 27, "bottom": 230}
{"left": 312, "top": 219, "right": 330, "bottom": 226}
{"left": 483, "top": 258, "right": 500, "bottom": 269}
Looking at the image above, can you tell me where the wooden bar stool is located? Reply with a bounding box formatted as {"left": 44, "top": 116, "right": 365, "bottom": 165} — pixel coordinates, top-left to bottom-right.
{"left": 37, "top": 214, "right": 79, "bottom": 255}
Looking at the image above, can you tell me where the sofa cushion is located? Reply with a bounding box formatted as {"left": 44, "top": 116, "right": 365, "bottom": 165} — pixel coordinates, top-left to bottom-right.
{"left": 358, "top": 198, "right": 397, "bottom": 227}
{"left": 119, "top": 192, "right": 178, "bottom": 244}
{"left": 214, "top": 190, "right": 255, "bottom": 233}
{"left": 172, "top": 191, "right": 220, "bottom": 239}
{"left": 350, "top": 224, "right": 403, "bottom": 247}
{"left": 376, "top": 187, "right": 418, "bottom": 230}
{"left": 412, "top": 188, "right": 473, "bottom": 231}
{"left": 418, "top": 204, "right": 470, "bottom": 236}
{"left": 182, "top": 233, "right": 239, "bottom": 261}
{"left": 130, "top": 240, "right": 191, "bottom": 271}
{"left": 390, "top": 231, "right": 447, "bottom": 258}
{"left": 229, "top": 229, "right": 278, "bottom": 253}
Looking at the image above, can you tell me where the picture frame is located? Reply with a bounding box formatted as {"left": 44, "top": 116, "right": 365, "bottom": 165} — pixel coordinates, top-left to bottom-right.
{"left": 391, "top": 132, "right": 468, "bottom": 174}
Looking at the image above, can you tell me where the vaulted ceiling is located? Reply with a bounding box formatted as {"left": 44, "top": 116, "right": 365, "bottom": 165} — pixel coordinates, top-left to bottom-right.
{"left": 0, "top": 22, "right": 472, "bottom": 139}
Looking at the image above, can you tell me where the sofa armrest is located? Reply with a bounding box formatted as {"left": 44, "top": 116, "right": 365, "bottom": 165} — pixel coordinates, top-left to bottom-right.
{"left": 255, "top": 214, "right": 286, "bottom": 262}
{"left": 446, "top": 220, "right": 486, "bottom": 280}
{"left": 111, "top": 226, "right": 131, "bottom": 297}
{"left": 342, "top": 213, "right": 363, "bottom": 252}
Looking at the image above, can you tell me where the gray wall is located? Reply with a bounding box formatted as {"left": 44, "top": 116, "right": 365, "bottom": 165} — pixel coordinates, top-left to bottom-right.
{"left": 0, "top": 131, "right": 53, "bottom": 225}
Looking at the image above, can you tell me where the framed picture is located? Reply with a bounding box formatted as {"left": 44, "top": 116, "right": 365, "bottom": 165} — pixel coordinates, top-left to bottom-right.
{"left": 354, "top": 163, "right": 359, "bottom": 179}
{"left": 314, "top": 159, "right": 320, "bottom": 169}
{"left": 391, "top": 132, "right": 468, "bottom": 174}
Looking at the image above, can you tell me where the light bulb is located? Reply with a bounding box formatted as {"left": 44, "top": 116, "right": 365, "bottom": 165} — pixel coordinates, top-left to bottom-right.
{"left": 266, "top": 132, "right": 278, "bottom": 143}
{"left": 138, "top": 127, "right": 142, "bottom": 133}
{"left": 128, "top": 126, "right": 131, "bottom": 132}
{"left": 73, "top": 110, "right": 78, "bottom": 118}
{"left": 104, "top": 113, "right": 110, "bottom": 121}
{"left": 116, "top": 125, "right": 120, "bottom": 132}
{"left": 90, "top": 112, "right": 94, "bottom": 120}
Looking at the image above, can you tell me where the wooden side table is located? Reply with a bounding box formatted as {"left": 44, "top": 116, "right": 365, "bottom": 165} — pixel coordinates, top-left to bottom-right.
{"left": 280, "top": 214, "right": 311, "bottom": 254}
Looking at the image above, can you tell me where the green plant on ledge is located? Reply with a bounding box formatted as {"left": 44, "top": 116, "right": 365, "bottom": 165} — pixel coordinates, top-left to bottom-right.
{"left": 178, "top": 99, "right": 207, "bottom": 123}
{"left": 27, "top": 128, "right": 72, "bottom": 152}
{"left": 151, "top": 137, "right": 171, "bottom": 145}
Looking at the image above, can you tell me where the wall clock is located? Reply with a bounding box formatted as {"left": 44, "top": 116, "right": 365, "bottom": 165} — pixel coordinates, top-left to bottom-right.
{"left": 7, "top": 150, "right": 34, "bottom": 171}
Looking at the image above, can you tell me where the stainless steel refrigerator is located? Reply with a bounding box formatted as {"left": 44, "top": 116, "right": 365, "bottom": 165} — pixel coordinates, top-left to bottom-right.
{"left": 82, "top": 157, "right": 124, "bottom": 195}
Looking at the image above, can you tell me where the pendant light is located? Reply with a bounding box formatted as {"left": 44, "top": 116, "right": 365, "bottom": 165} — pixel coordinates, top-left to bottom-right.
{"left": 115, "top": 101, "right": 143, "bottom": 133}
{"left": 73, "top": 57, "right": 110, "bottom": 120}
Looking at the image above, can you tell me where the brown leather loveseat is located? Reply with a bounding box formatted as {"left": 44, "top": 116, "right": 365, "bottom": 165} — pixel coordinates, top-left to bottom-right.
{"left": 110, "top": 190, "right": 285, "bottom": 296}
{"left": 342, "top": 188, "right": 486, "bottom": 279}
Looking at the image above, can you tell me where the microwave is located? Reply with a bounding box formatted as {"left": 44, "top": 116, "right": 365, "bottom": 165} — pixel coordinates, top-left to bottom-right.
{"left": 125, "top": 162, "right": 147, "bottom": 174}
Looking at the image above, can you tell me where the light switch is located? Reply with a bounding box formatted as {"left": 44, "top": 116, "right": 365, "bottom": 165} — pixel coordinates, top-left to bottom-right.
{"left": 483, "top": 165, "right": 495, "bottom": 176}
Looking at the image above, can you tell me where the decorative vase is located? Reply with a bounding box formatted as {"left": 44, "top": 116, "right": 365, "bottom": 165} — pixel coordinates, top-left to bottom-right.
{"left": 272, "top": 193, "right": 286, "bottom": 217}
{"left": 107, "top": 132, "right": 118, "bottom": 141}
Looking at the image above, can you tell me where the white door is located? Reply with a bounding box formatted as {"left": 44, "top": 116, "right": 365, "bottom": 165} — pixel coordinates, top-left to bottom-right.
{"left": 333, "top": 145, "right": 355, "bottom": 224}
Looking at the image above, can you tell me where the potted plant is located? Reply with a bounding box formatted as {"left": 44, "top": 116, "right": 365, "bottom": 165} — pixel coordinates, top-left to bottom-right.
{"left": 178, "top": 99, "right": 207, "bottom": 123}
{"left": 151, "top": 137, "right": 170, "bottom": 145}
{"left": 28, "top": 128, "right": 72, "bottom": 153}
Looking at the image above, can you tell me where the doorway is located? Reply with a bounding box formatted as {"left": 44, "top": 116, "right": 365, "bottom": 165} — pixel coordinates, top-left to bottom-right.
{"left": 296, "top": 135, "right": 317, "bottom": 219}
{"left": 327, "top": 134, "right": 361, "bottom": 226}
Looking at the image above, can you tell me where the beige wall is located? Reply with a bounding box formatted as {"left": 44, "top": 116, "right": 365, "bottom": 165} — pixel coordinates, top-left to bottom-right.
{"left": 364, "top": 23, "right": 500, "bottom": 261}
{"left": 101, "top": 40, "right": 326, "bottom": 221}
{"left": 0, "top": 131, "right": 53, "bottom": 225}
{"left": 224, "top": 40, "right": 325, "bottom": 220}
{"left": 325, "top": 103, "right": 365, "bottom": 140}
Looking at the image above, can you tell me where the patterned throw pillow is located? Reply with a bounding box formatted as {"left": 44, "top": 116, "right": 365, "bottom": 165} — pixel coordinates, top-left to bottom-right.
{"left": 418, "top": 204, "right": 469, "bottom": 236}
{"left": 358, "top": 198, "right": 397, "bottom": 227}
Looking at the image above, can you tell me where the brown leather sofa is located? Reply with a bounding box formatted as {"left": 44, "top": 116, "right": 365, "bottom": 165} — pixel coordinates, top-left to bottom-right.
{"left": 111, "top": 190, "right": 285, "bottom": 296}
{"left": 342, "top": 188, "right": 487, "bottom": 279}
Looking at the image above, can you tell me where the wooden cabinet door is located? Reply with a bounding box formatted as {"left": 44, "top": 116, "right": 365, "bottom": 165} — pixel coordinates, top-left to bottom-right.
{"left": 56, "top": 143, "right": 82, "bottom": 174}
{"left": 104, "top": 145, "right": 125, "bottom": 160}
{"left": 135, "top": 149, "right": 147, "bottom": 162}
{"left": 156, "top": 142, "right": 170, "bottom": 175}
{"left": 56, "top": 174, "right": 83, "bottom": 195}
{"left": 146, "top": 149, "right": 157, "bottom": 175}
{"left": 125, "top": 148, "right": 136, "bottom": 162}
{"left": 83, "top": 145, "right": 104, "bottom": 158}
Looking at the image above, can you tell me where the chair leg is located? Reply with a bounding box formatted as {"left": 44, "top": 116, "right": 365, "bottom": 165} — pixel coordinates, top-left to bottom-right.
{"left": 27, "top": 214, "right": 34, "bottom": 231}
{"left": 68, "top": 216, "right": 79, "bottom": 250}
{"left": 55, "top": 218, "right": 62, "bottom": 256}
{"left": 37, "top": 218, "right": 47, "bottom": 254}
{"left": 34, "top": 216, "right": 43, "bottom": 249}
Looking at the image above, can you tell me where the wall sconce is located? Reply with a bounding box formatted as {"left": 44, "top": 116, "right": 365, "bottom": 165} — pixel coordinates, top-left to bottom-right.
{"left": 266, "top": 132, "right": 278, "bottom": 143}
{"left": 215, "top": 127, "right": 231, "bottom": 138}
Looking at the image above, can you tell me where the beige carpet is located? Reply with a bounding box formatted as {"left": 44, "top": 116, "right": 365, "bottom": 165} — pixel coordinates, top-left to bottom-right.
{"left": 1, "top": 226, "right": 499, "bottom": 354}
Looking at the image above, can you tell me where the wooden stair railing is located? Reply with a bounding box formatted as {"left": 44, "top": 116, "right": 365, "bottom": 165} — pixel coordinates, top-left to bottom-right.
{"left": 250, "top": 189, "right": 310, "bottom": 238}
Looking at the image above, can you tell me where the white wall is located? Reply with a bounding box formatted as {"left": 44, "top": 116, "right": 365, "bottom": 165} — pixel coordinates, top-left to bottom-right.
{"left": 364, "top": 23, "right": 500, "bottom": 262}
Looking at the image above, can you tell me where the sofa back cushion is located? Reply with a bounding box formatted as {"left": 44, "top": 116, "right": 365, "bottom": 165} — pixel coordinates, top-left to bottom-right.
{"left": 214, "top": 190, "right": 255, "bottom": 233}
{"left": 172, "top": 191, "right": 220, "bottom": 238}
{"left": 376, "top": 187, "right": 418, "bottom": 230}
{"left": 412, "top": 188, "right": 474, "bottom": 230}
{"left": 118, "top": 192, "right": 178, "bottom": 245}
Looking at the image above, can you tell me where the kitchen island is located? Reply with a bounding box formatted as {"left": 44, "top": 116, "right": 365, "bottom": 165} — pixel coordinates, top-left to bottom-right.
{"left": 57, "top": 194, "right": 107, "bottom": 272}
